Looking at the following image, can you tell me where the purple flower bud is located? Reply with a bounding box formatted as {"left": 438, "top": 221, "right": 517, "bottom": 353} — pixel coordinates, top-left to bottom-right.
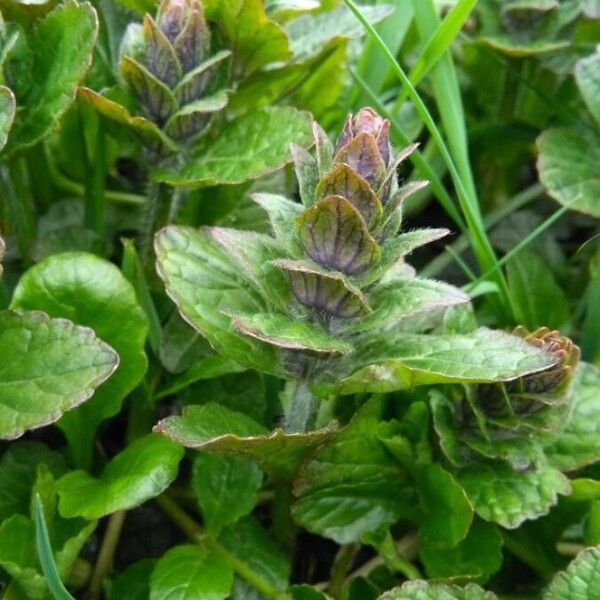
{"left": 157, "top": 0, "right": 209, "bottom": 72}
{"left": 512, "top": 327, "right": 579, "bottom": 394}
{"left": 334, "top": 108, "right": 391, "bottom": 167}
{"left": 157, "top": 0, "right": 188, "bottom": 41}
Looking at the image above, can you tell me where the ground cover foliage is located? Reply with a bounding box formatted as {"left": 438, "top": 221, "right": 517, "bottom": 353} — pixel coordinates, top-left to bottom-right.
{"left": 0, "top": 0, "right": 600, "bottom": 598}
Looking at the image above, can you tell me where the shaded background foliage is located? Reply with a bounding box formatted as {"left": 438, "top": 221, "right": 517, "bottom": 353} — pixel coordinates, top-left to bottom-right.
{"left": 1, "top": 0, "right": 600, "bottom": 599}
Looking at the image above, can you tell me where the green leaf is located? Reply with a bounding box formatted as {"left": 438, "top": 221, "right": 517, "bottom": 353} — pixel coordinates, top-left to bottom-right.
{"left": 165, "top": 90, "right": 229, "bottom": 142}
{"left": 192, "top": 453, "right": 262, "bottom": 534}
{"left": 110, "top": 0, "right": 155, "bottom": 13}
{"left": 5, "top": 0, "right": 98, "bottom": 153}
{"left": 420, "top": 518, "right": 503, "bottom": 583}
{"left": 0, "top": 309, "right": 118, "bottom": 441}
{"left": 153, "top": 107, "right": 312, "bottom": 187}
{"left": 537, "top": 127, "right": 600, "bottom": 217}
{"left": 417, "top": 464, "right": 473, "bottom": 549}
{"left": 285, "top": 5, "right": 394, "bottom": 62}
{"left": 475, "top": 0, "right": 574, "bottom": 56}
{"left": 0, "top": 85, "right": 16, "bottom": 152}
{"left": 379, "top": 581, "right": 498, "bottom": 599}
{"left": 575, "top": 48, "right": 600, "bottom": 129}
{"left": 149, "top": 543, "right": 234, "bottom": 600}
{"left": 106, "top": 559, "right": 155, "bottom": 600}
{"left": 1, "top": 470, "right": 95, "bottom": 599}
{"left": 328, "top": 328, "right": 556, "bottom": 394}
{"left": 458, "top": 461, "right": 571, "bottom": 529}
{"left": 545, "top": 545, "right": 600, "bottom": 599}
{"left": 219, "top": 516, "right": 290, "bottom": 593}
{"left": 11, "top": 252, "right": 148, "bottom": 467}
{"left": 290, "top": 585, "right": 332, "bottom": 599}
{"left": 55, "top": 434, "right": 184, "bottom": 519}
{"left": 359, "top": 228, "right": 448, "bottom": 286}
{"left": 0, "top": 442, "right": 67, "bottom": 525}
{"left": 0, "top": 514, "right": 49, "bottom": 598}
{"left": 155, "top": 403, "right": 335, "bottom": 481}
{"left": 155, "top": 226, "right": 278, "bottom": 374}
{"left": 204, "top": 0, "right": 290, "bottom": 77}
{"left": 292, "top": 397, "right": 413, "bottom": 544}
{"left": 430, "top": 389, "right": 544, "bottom": 470}
{"left": 155, "top": 356, "right": 246, "bottom": 401}
{"left": 506, "top": 249, "right": 569, "bottom": 330}
{"left": 275, "top": 259, "right": 370, "bottom": 319}
{"left": 78, "top": 87, "right": 176, "bottom": 153}
{"left": 207, "top": 227, "right": 288, "bottom": 306}
{"left": 348, "top": 278, "right": 468, "bottom": 334}
{"left": 544, "top": 363, "right": 600, "bottom": 471}
{"left": 233, "top": 312, "right": 353, "bottom": 355}
{"left": 251, "top": 193, "right": 303, "bottom": 249}
{"left": 120, "top": 56, "right": 177, "bottom": 124}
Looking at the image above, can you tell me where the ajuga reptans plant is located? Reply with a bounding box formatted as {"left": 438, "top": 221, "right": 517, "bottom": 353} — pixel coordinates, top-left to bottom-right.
{"left": 155, "top": 107, "right": 558, "bottom": 432}
{"left": 81, "top": 0, "right": 229, "bottom": 163}
{"left": 432, "top": 327, "right": 580, "bottom": 470}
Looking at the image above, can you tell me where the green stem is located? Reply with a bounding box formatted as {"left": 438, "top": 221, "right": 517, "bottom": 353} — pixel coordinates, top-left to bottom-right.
{"left": 155, "top": 493, "right": 202, "bottom": 538}
{"left": 44, "top": 143, "right": 145, "bottom": 205}
{"left": 366, "top": 531, "right": 421, "bottom": 581}
{"left": 283, "top": 380, "right": 317, "bottom": 433}
{"left": 167, "top": 187, "right": 187, "bottom": 223}
{"left": 155, "top": 494, "right": 293, "bottom": 600}
{"left": 271, "top": 482, "right": 296, "bottom": 550}
{"left": 1, "top": 158, "right": 36, "bottom": 260}
{"left": 88, "top": 510, "right": 127, "bottom": 600}
{"left": 79, "top": 100, "right": 106, "bottom": 236}
{"left": 328, "top": 543, "right": 360, "bottom": 598}
{"left": 380, "top": 532, "right": 421, "bottom": 581}
{"left": 140, "top": 180, "right": 163, "bottom": 264}
{"left": 204, "top": 537, "right": 292, "bottom": 600}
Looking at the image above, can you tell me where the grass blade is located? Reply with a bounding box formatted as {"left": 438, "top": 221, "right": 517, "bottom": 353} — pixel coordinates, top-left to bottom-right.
{"left": 465, "top": 200, "right": 575, "bottom": 294}
{"left": 392, "top": 0, "right": 478, "bottom": 111}
{"left": 421, "top": 183, "right": 544, "bottom": 278}
{"left": 344, "top": 0, "right": 513, "bottom": 320}
{"left": 351, "top": 0, "right": 414, "bottom": 106}
{"left": 34, "top": 494, "right": 77, "bottom": 600}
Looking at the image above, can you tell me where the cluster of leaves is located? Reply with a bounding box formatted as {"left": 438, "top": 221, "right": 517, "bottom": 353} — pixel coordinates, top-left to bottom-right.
{"left": 1, "top": 0, "right": 600, "bottom": 599}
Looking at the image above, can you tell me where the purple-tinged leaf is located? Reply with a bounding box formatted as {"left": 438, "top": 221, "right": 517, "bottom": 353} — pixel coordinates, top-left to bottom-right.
{"left": 275, "top": 259, "right": 371, "bottom": 318}
{"left": 316, "top": 164, "right": 382, "bottom": 228}
{"left": 297, "top": 195, "right": 380, "bottom": 274}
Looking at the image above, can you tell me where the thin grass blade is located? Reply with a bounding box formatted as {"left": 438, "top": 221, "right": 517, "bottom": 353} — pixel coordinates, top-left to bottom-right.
{"left": 34, "top": 494, "right": 77, "bottom": 600}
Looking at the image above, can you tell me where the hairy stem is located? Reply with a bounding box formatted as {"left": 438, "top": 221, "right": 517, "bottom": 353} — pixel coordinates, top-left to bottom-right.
{"left": 271, "top": 483, "right": 296, "bottom": 550}
{"left": 155, "top": 494, "right": 293, "bottom": 600}
{"left": 283, "top": 380, "right": 317, "bottom": 433}
{"left": 140, "top": 180, "right": 163, "bottom": 264}
{"left": 88, "top": 510, "right": 126, "bottom": 600}
{"left": 167, "top": 187, "right": 187, "bottom": 223}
